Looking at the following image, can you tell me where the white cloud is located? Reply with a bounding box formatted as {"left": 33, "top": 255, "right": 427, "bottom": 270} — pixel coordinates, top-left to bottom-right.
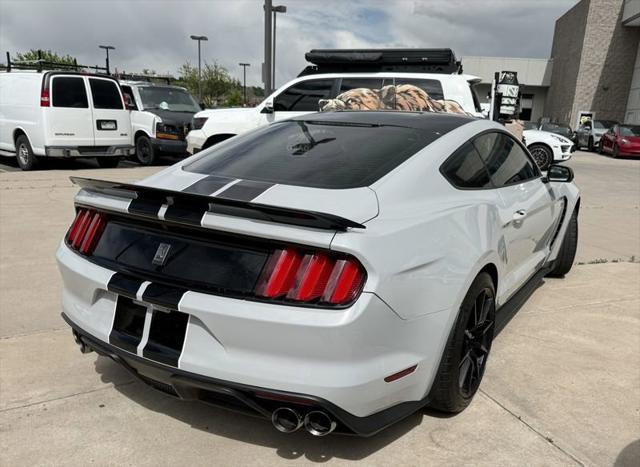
{"left": 0, "top": 0, "right": 577, "bottom": 88}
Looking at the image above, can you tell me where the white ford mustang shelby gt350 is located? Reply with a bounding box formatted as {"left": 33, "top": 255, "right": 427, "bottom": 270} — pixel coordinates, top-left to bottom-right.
{"left": 57, "top": 111, "right": 579, "bottom": 436}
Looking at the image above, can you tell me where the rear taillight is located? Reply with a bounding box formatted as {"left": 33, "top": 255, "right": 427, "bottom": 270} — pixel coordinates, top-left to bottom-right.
{"left": 256, "top": 248, "right": 365, "bottom": 306}
{"left": 40, "top": 89, "right": 50, "bottom": 107}
{"left": 66, "top": 208, "right": 106, "bottom": 255}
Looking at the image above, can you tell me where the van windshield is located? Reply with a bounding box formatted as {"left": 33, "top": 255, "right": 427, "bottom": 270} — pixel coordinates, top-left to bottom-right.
{"left": 139, "top": 87, "right": 200, "bottom": 113}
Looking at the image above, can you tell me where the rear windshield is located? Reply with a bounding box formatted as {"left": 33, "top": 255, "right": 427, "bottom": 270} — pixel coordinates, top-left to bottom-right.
{"left": 184, "top": 120, "right": 436, "bottom": 189}
{"left": 620, "top": 125, "right": 640, "bottom": 136}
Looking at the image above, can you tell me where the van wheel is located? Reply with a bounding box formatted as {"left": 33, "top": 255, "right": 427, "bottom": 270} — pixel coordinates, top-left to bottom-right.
{"left": 135, "top": 136, "right": 156, "bottom": 165}
{"left": 15, "top": 135, "right": 38, "bottom": 171}
{"left": 96, "top": 157, "right": 120, "bottom": 168}
{"left": 547, "top": 209, "right": 578, "bottom": 278}
{"left": 428, "top": 272, "right": 495, "bottom": 413}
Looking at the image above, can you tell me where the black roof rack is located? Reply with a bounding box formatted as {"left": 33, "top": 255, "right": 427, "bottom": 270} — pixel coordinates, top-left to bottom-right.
{"left": 299, "top": 48, "right": 462, "bottom": 76}
{"left": 1, "top": 51, "right": 108, "bottom": 74}
{"left": 114, "top": 72, "right": 176, "bottom": 85}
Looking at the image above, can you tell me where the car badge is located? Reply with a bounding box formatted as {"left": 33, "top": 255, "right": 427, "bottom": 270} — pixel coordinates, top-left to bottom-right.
{"left": 152, "top": 243, "right": 171, "bottom": 266}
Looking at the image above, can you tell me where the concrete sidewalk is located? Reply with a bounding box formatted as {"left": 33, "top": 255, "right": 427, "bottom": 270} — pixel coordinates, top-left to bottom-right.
{"left": 1, "top": 153, "right": 639, "bottom": 466}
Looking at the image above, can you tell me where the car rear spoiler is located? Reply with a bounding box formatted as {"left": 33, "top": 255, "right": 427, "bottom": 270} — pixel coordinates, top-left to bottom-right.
{"left": 70, "top": 177, "right": 366, "bottom": 232}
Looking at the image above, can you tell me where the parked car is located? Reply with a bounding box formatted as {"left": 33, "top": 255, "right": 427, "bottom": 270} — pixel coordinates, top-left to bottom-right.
{"left": 538, "top": 122, "right": 574, "bottom": 140}
{"left": 119, "top": 81, "right": 200, "bottom": 165}
{"left": 0, "top": 70, "right": 134, "bottom": 170}
{"left": 599, "top": 124, "right": 640, "bottom": 157}
{"left": 523, "top": 129, "right": 575, "bottom": 170}
{"left": 575, "top": 119, "right": 618, "bottom": 151}
{"left": 186, "top": 48, "right": 484, "bottom": 154}
{"left": 58, "top": 110, "right": 579, "bottom": 437}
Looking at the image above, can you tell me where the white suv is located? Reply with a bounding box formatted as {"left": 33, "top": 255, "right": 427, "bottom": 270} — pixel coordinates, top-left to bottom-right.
{"left": 187, "top": 72, "right": 484, "bottom": 154}
{"left": 0, "top": 70, "right": 134, "bottom": 170}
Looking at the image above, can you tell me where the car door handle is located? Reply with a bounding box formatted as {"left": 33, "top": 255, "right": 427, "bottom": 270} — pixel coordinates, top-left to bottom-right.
{"left": 513, "top": 210, "right": 527, "bottom": 221}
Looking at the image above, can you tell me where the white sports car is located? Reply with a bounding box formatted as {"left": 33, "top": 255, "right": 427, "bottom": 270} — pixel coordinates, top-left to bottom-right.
{"left": 523, "top": 129, "right": 575, "bottom": 170}
{"left": 57, "top": 111, "right": 580, "bottom": 437}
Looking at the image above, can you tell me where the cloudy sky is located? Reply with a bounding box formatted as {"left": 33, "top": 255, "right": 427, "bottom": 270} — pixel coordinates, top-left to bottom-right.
{"left": 0, "top": 0, "right": 578, "bottom": 88}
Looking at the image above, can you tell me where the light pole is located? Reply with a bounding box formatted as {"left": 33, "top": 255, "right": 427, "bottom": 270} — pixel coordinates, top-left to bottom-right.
{"left": 98, "top": 45, "right": 115, "bottom": 75}
{"left": 271, "top": 5, "right": 286, "bottom": 89}
{"left": 190, "top": 35, "right": 208, "bottom": 102}
{"left": 239, "top": 63, "right": 250, "bottom": 106}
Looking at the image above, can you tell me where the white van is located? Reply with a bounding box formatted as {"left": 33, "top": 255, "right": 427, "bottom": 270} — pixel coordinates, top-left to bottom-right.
{"left": 118, "top": 80, "right": 200, "bottom": 165}
{"left": 0, "top": 71, "right": 134, "bottom": 170}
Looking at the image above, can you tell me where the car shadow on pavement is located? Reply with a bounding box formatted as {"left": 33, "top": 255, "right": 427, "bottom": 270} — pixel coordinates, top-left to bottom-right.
{"left": 94, "top": 356, "right": 423, "bottom": 462}
{"left": 615, "top": 439, "right": 640, "bottom": 467}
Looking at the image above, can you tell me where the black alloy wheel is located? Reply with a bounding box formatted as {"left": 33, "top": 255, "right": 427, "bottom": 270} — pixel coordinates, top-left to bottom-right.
{"left": 458, "top": 288, "right": 495, "bottom": 398}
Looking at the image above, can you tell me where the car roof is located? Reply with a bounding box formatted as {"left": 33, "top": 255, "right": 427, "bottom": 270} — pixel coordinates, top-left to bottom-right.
{"left": 287, "top": 110, "right": 476, "bottom": 131}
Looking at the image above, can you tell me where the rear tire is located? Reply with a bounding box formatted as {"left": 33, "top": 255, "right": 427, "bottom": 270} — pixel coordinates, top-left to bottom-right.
{"left": 135, "top": 136, "right": 156, "bottom": 165}
{"left": 548, "top": 209, "right": 578, "bottom": 278}
{"left": 96, "top": 157, "right": 120, "bottom": 168}
{"left": 429, "top": 272, "right": 496, "bottom": 413}
{"left": 15, "top": 135, "right": 38, "bottom": 171}
{"left": 588, "top": 137, "right": 594, "bottom": 152}
{"left": 529, "top": 144, "right": 553, "bottom": 171}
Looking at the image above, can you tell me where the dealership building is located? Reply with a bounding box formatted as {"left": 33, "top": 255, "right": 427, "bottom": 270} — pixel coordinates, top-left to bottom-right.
{"left": 465, "top": 0, "right": 640, "bottom": 127}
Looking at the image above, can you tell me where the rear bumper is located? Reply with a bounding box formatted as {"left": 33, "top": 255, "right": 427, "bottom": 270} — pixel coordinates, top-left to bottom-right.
{"left": 56, "top": 242, "right": 449, "bottom": 434}
{"left": 64, "top": 313, "right": 428, "bottom": 436}
{"left": 45, "top": 145, "right": 134, "bottom": 158}
{"left": 151, "top": 138, "right": 187, "bottom": 155}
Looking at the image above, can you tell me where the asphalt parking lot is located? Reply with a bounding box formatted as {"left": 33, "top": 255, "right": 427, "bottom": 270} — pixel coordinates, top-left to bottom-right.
{"left": 0, "top": 151, "right": 638, "bottom": 466}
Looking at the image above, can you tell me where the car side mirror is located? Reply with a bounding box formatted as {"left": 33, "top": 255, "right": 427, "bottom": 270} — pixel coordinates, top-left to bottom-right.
{"left": 123, "top": 94, "right": 136, "bottom": 110}
{"left": 543, "top": 164, "right": 574, "bottom": 183}
{"left": 261, "top": 99, "right": 274, "bottom": 114}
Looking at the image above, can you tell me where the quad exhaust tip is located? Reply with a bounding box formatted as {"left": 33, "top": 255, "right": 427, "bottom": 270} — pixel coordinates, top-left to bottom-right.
{"left": 272, "top": 407, "right": 303, "bottom": 433}
{"left": 304, "top": 411, "right": 337, "bottom": 437}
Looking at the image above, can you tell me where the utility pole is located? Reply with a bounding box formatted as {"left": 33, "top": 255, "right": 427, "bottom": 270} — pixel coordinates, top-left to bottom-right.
{"left": 239, "top": 63, "right": 250, "bottom": 105}
{"left": 98, "top": 45, "right": 115, "bottom": 75}
{"left": 190, "top": 35, "right": 208, "bottom": 102}
{"left": 271, "top": 5, "right": 286, "bottom": 89}
{"left": 263, "top": 0, "right": 273, "bottom": 95}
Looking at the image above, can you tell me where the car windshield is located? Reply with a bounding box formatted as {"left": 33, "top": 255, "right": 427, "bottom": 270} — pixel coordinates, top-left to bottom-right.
{"left": 541, "top": 123, "right": 572, "bottom": 137}
{"left": 184, "top": 119, "right": 440, "bottom": 189}
{"left": 619, "top": 125, "right": 640, "bottom": 137}
{"left": 594, "top": 120, "right": 616, "bottom": 129}
{"left": 138, "top": 87, "right": 200, "bottom": 112}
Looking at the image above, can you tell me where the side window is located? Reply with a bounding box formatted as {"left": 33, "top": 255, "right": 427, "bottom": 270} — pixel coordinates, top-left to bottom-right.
{"left": 440, "top": 141, "right": 493, "bottom": 189}
{"left": 339, "top": 78, "right": 384, "bottom": 93}
{"left": 51, "top": 77, "right": 88, "bottom": 108}
{"left": 120, "top": 85, "right": 138, "bottom": 111}
{"left": 89, "top": 78, "right": 123, "bottom": 109}
{"left": 273, "top": 79, "right": 334, "bottom": 112}
{"left": 393, "top": 78, "right": 444, "bottom": 100}
{"left": 473, "top": 132, "right": 540, "bottom": 187}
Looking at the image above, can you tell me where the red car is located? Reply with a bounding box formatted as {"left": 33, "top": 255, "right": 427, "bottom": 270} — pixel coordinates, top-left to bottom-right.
{"left": 599, "top": 124, "right": 640, "bottom": 157}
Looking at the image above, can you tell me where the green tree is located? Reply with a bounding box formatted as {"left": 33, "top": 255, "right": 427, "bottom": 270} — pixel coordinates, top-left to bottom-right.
{"left": 224, "top": 89, "right": 243, "bottom": 107}
{"left": 15, "top": 49, "right": 77, "bottom": 68}
{"left": 176, "top": 61, "right": 241, "bottom": 107}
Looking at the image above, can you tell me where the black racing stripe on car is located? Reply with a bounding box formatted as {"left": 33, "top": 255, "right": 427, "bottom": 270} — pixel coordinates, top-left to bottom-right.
{"left": 142, "top": 310, "right": 189, "bottom": 367}
{"left": 107, "top": 272, "right": 145, "bottom": 299}
{"left": 163, "top": 199, "right": 209, "bottom": 226}
{"left": 182, "top": 175, "right": 234, "bottom": 195}
{"left": 215, "top": 180, "right": 275, "bottom": 202}
{"left": 129, "top": 197, "right": 164, "bottom": 217}
{"left": 109, "top": 295, "right": 147, "bottom": 354}
{"left": 141, "top": 282, "right": 187, "bottom": 310}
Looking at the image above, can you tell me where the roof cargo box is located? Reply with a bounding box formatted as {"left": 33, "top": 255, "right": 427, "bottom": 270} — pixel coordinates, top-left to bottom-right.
{"left": 300, "top": 48, "right": 462, "bottom": 76}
